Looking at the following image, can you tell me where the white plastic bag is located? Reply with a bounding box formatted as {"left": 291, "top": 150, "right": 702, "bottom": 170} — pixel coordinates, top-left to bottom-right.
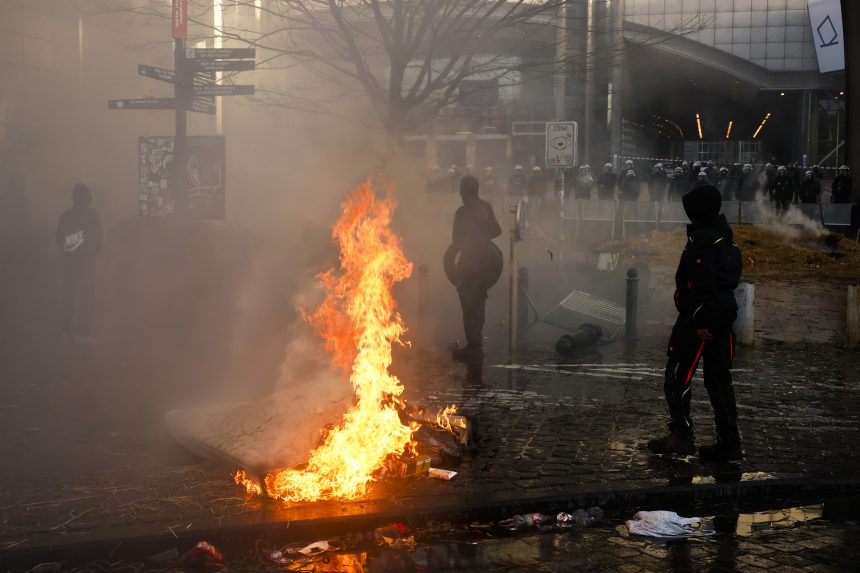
{"left": 626, "top": 510, "right": 715, "bottom": 539}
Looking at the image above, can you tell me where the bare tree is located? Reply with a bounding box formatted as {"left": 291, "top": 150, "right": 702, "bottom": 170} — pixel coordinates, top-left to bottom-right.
{"left": 105, "top": 1, "right": 708, "bottom": 144}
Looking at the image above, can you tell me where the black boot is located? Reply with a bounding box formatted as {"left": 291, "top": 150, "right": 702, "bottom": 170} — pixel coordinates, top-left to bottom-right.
{"left": 452, "top": 345, "right": 483, "bottom": 361}
{"left": 648, "top": 425, "right": 696, "bottom": 455}
{"left": 699, "top": 441, "right": 742, "bottom": 462}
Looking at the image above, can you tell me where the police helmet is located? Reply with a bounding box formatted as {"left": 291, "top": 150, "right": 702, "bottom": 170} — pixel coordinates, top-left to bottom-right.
{"left": 626, "top": 170, "right": 636, "bottom": 177}
{"left": 839, "top": 165, "right": 850, "bottom": 172}
{"left": 743, "top": 163, "right": 752, "bottom": 172}
{"left": 697, "top": 169, "right": 707, "bottom": 179}
{"left": 719, "top": 167, "right": 729, "bottom": 174}
{"left": 604, "top": 163, "right": 613, "bottom": 172}
{"left": 777, "top": 165, "right": 787, "bottom": 173}
{"left": 674, "top": 167, "right": 683, "bottom": 175}
{"left": 805, "top": 170, "right": 814, "bottom": 178}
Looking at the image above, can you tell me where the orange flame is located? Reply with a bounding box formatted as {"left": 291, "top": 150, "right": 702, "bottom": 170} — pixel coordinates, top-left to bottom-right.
{"left": 435, "top": 405, "right": 458, "bottom": 433}
{"left": 233, "top": 470, "right": 262, "bottom": 496}
{"left": 260, "top": 179, "right": 416, "bottom": 502}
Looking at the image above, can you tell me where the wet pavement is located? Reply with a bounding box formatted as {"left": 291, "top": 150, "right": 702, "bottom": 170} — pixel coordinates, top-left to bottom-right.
{"left": 2, "top": 330, "right": 860, "bottom": 568}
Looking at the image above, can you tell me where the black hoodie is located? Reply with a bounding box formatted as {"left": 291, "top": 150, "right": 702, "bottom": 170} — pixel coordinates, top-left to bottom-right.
{"left": 675, "top": 186, "right": 742, "bottom": 330}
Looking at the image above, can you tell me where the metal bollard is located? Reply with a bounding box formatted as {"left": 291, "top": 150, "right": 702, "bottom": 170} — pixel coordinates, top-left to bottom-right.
{"left": 517, "top": 267, "right": 529, "bottom": 332}
{"left": 625, "top": 268, "right": 638, "bottom": 340}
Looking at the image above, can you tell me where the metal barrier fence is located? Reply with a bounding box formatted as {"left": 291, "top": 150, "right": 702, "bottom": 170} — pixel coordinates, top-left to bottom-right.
{"left": 562, "top": 199, "right": 854, "bottom": 238}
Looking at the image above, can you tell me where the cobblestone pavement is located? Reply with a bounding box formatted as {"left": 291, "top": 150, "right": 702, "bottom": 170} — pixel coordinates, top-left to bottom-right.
{"left": 21, "top": 503, "right": 860, "bottom": 572}
{"left": 2, "top": 331, "right": 860, "bottom": 557}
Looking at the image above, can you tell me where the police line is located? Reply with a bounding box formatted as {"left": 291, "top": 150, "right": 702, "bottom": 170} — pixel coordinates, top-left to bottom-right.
{"left": 560, "top": 199, "right": 853, "bottom": 238}
{"left": 616, "top": 156, "right": 839, "bottom": 171}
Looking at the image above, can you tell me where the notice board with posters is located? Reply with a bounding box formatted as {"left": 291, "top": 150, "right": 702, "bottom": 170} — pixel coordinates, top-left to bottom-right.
{"left": 138, "top": 135, "right": 225, "bottom": 219}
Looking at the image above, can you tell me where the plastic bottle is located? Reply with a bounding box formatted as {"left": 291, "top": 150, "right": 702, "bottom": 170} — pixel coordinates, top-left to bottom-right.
{"left": 498, "top": 512, "right": 553, "bottom": 530}
{"left": 556, "top": 507, "right": 604, "bottom": 527}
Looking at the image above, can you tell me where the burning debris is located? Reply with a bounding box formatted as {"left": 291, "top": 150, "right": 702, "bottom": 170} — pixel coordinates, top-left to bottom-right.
{"left": 231, "top": 180, "right": 468, "bottom": 502}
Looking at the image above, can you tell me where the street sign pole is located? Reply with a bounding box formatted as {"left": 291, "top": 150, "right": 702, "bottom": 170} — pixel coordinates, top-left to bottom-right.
{"left": 174, "top": 36, "right": 187, "bottom": 214}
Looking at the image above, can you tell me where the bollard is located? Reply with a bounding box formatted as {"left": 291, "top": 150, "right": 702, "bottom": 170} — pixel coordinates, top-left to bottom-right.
{"left": 625, "top": 268, "right": 638, "bottom": 340}
{"left": 733, "top": 282, "right": 755, "bottom": 345}
{"left": 848, "top": 285, "right": 860, "bottom": 348}
{"left": 517, "top": 267, "right": 529, "bottom": 333}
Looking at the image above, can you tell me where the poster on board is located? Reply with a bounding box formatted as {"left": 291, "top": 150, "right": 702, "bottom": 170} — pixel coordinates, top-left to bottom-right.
{"left": 138, "top": 135, "right": 225, "bottom": 219}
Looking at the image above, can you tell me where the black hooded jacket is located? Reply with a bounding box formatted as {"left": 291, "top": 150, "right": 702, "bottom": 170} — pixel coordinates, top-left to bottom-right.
{"left": 675, "top": 186, "right": 742, "bottom": 330}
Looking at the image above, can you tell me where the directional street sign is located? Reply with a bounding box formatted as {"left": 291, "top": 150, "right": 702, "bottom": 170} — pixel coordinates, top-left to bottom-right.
{"left": 187, "top": 59, "right": 256, "bottom": 73}
{"left": 193, "top": 84, "right": 254, "bottom": 96}
{"left": 190, "top": 98, "right": 216, "bottom": 115}
{"left": 138, "top": 64, "right": 176, "bottom": 84}
{"left": 138, "top": 64, "right": 215, "bottom": 86}
{"left": 185, "top": 48, "right": 255, "bottom": 60}
{"left": 109, "top": 98, "right": 175, "bottom": 110}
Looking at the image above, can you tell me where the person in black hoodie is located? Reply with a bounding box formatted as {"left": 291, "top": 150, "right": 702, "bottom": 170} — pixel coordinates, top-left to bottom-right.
{"left": 449, "top": 176, "right": 502, "bottom": 361}
{"left": 55, "top": 183, "right": 103, "bottom": 340}
{"left": 648, "top": 185, "right": 743, "bottom": 461}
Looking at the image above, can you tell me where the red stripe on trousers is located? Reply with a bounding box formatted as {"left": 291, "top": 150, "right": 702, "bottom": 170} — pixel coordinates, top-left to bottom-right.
{"left": 685, "top": 341, "right": 705, "bottom": 385}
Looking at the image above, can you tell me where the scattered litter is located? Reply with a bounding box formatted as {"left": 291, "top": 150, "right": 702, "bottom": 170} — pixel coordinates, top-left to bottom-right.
{"left": 500, "top": 507, "right": 604, "bottom": 530}
{"left": 558, "top": 507, "right": 604, "bottom": 527}
{"left": 386, "top": 454, "right": 431, "bottom": 478}
{"left": 182, "top": 541, "right": 224, "bottom": 566}
{"left": 374, "top": 523, "right": 416, "bottom": 549}
{"left": 626, "top": 510, "right": 715, "bottom": 539}
{"left": 428, "top": 468, "right": 457, "bottom": 480}
{"left": 289, "top": 540, "right": 332, "bottom": 556}
{"left": 266, "top": 550, "right": 293, "bottom": 564}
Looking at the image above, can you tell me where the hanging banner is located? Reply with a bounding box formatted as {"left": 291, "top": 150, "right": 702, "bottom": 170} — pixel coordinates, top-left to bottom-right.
{"left": 172, "top": 0, "right": 187, "bottom": 39}
{"left": 807, "top": 0, "right": 845, "bottom": 73}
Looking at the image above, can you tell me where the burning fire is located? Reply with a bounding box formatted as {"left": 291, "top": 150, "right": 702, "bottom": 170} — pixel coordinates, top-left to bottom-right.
{"left": 435, "top": 405, "right": 458, "bottom": 433}
{"left": 234, "top": 470, "right": 262, "bottom": 496}
{"left": 241, "top": 179, "right": 418, "bottom": 502}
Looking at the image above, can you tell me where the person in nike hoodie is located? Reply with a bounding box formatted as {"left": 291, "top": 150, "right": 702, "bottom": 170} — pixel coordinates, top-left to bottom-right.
{"left": 648, "top": 185, "right": 743, "bottom": 461}
{"left": 55, "top": 183, "right": 102, "bottom": 339}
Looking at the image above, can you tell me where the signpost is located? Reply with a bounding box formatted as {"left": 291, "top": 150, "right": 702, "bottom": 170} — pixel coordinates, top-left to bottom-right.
{"left": 190, "top": 98, "right": 217, "bottom": 115}
{"left": 185, "top": 48, "right": 256, "bottom": 60}
{"left": 193, "top": 84, "right": 255, "bottom": 97}
{"left": 186, "top": 59, "right": 256, "bottom": 73}
{"left": 546, "top": 121, "right": 577, "bottom": 237}
{"left": 110, "top": 0, "right": 256, "bottom": 217}
{"left": 172, "top": 0, "right": 187, "bottom": 40}
{"left": 109, "top": 98, "right": 176, "bottom": 110}
{"left": 546, "top": 121, "right": 577, "bottom": 168}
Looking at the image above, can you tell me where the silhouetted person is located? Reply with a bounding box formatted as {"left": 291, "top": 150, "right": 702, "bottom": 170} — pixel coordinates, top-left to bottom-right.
{"left": 649, "top": 163, "right": 668, "bottom": 201}
{"left": 667, "top": 167, "right": 689, "bottom": 201}
{"left": 716, "top": 167, "right": 737, "bottom": 201}
{"left": 831, "top": 165, "right": 852, "bottom": 203}
{"left": 507, "top": 165, "right": 526, "bottom": 196}
{"left": 56, "top": 184, "right": 102, "bottom": 340}
{"left": 620, "top": 169, "right": 640, "bottom": 201}
{"left": 798, "top": 171, "right": 821, "bottom": 204}
{"left": 596, "top": 163, "right": 617, "bottom": 200}
{"left": 736, "top": 164, "right": 758, "bottom": 201}
{"left": 648, "top": 185, "right": 743, "bottom": 461}
{"left": 450, "top": 176, "right": 501, "bottom": 361}
{"left": 772, "top": 166, "right": 794, "bottom": 213}
{"left": 481, "top": 167, "right": 497, "bottom": 197}
{"left": 574, "top": 165, "right": 594, "bottom": 199}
